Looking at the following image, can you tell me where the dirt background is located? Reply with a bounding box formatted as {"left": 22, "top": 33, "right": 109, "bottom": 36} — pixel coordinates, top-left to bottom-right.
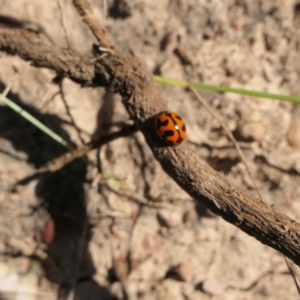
{"left": 1, "top": 0, "right": 300, "bottom": 299}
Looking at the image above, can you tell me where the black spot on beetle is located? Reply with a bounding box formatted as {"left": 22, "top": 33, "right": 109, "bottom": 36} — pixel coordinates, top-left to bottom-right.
{"left": 163, "top": 130, "right": 175, "bottom": 138}
{"left": 176, "top": 137, "right": 183, "bottom": 144}
{"left": 157, "top": 118, "right": 170, "bottom": 128}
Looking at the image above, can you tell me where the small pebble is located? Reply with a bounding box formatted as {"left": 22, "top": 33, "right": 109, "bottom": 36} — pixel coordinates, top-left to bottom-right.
{"left": 237, "top": 121, "right": 266, "bottom": 142}
{"left": 198, "top": 278, "right": 225, "bottom": 296}
{"left": 173, "top": 262, "right": 193, "bottom": 282}
{"left": 157, "top": 209, "right": 182, "bottom": 227}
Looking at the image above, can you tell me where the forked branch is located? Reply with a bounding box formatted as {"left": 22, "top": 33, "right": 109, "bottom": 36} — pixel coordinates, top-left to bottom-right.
{"left": 1, "top": 1, "right": 300, "bottom": 266}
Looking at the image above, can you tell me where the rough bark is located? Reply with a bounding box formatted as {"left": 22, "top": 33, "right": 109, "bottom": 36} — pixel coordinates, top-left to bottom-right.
{"left": 1, "top": 9, "right": 300, "bottom": 266}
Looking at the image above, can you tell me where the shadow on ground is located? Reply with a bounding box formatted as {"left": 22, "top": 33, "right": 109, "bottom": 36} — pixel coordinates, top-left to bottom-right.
{"left": 0, "top": 80, "right": 118, "bottom": 299}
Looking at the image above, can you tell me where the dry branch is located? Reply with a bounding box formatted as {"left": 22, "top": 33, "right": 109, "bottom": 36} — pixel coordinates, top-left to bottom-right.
{"left": 1, "top": 5, "right": 300, "bottom": 266}
{"left": 42, "top": 124, "right": 137, "bottom": 172}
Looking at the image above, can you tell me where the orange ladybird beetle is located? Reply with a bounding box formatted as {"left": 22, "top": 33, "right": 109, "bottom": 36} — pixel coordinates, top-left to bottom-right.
{"left": 156, "top": 111, "right": 187, "bottom": 145}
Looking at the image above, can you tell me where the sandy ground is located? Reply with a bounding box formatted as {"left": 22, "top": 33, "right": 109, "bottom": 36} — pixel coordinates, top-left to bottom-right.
{"left": 1, "top": 0, "right": 300, "bottom": 299}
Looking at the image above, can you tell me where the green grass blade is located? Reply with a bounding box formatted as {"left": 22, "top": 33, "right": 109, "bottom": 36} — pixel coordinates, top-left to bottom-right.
{"left": 154, "top": 76, "right": 300, "bottom": 103}
{"left": 0, "top": 93, "right": 103, "bottom": 170}
{"left": 0, "top": 94, "right": 72, "bottom": 148}
{"left": 0, "top": 93, "right": 119, "bottom": 177}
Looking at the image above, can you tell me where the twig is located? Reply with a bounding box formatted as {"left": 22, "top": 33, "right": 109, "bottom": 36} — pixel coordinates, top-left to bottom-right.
{"left": 2, "top": 4, "right": 300, "bottom": 267}
{"left": 227, "top": 269, "right": 285, "bottom": 291}
{"left": 0, "top": 71, "right": 19, "bottom": 100}
{"left": 188, "top": 88, "right": 300, "bottom": 293}
{"left": 41, "top": 124, "right": 137, "bottom": 172}
{"left": 101, "top": 0, "right": 108, "bottom": 21}
{"left": 188, "top": 87, "right": 263, "bottom": 202}
{"left": 100, "top": 177, "right": 169, "bottom": 208}
{"left": 58, "top": 79, "right": 85, "bottom": 144}
{"left": 57, "top": 0, "right": 73, "bottom": 49}
{"left": 284, "top": 255, "right": 300, "bottom": 295}
{"left": 72, "top": 0, "right": 115, "bottom": 48}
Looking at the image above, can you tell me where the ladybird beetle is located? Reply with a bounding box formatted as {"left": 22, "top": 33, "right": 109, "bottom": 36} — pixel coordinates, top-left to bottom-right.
{"left": 156, "top": 111, "right": 187, "bottom": 145}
